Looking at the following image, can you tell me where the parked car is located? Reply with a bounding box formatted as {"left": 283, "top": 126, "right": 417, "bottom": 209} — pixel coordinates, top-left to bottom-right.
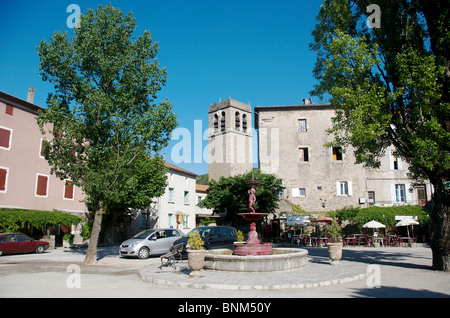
{"left": 172, "top": 226, "right": 238, "bottom": 257}
{"left": 0, "top": 233, "right": 50, "bottom": 256}
{"left": 119, "top": 228, "right": 184, "bottom": 259}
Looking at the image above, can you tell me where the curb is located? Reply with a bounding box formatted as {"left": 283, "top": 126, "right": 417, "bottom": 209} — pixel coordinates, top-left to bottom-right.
{"left": 138, "top": 266, "right": 370, "bottom": 290}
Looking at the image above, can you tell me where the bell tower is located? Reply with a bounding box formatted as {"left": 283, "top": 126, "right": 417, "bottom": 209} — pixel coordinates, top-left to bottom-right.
{"left": 208, "top": 98, "right": 253, "bottom": 181}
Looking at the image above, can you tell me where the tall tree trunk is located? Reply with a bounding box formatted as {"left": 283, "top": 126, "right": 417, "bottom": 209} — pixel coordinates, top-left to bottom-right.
{"left": 84, "top": 201, "right": 103, "bottom": 265}
{"left": 429, "top": 182, "right": 450, "bottom": 272}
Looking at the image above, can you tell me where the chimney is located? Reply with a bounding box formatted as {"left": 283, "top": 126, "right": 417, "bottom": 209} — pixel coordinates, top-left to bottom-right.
{"left": 302, "top": 98, "right": 312, "bottom": 105}
{"left": 27, "top": 87, "right": 35, "bottom": 104}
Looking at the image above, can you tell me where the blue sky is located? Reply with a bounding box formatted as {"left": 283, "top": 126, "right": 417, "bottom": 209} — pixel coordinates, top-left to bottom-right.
{"left": 0, "top": 0, "right": 324, "bottom": 175}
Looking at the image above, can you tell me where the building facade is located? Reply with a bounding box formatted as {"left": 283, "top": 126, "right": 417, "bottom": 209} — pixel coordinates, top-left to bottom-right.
{"left": 254, "top": 101, "right": 432, "bottom": 212}
{"left": 0, "top": 89, "right": 86, "bottom": 214}
{"left": 131, "top": 162, "right": 214, "bottom": 235}
{"left": 208, "top": 98, "right": 253, "bottom": 181}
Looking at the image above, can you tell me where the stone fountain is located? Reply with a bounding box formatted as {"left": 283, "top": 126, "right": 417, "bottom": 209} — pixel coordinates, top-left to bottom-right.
{"left": 203, "top": 173, "right": 308, "bottom": 272}
{"left": 234, "top": 174, "right": 273, "bottom": 255}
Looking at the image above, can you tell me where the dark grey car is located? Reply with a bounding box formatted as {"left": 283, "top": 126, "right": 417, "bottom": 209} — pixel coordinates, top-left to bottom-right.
{"left": 172, "top": 226, "right": 238, "bottom": 257}
{"left": 120, "top": 228, "right": 184, "bottom": 259}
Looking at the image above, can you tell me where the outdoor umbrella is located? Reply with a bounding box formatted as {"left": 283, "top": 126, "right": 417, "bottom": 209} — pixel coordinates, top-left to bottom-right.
{"left": 395, "top": 218, "right": 419, "bottom": 238}
{"left": 363, "top": 220, "right": 386, "bottom": 236}
{"left": 286, "top": 220, "right": 307, "bottom": 235}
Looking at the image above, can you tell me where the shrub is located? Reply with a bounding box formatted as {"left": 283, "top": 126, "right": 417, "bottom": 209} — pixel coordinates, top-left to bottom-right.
{"left": 0, "top": 209, "right": 83, "bottom": 234}
{"left": 187, "top": 230, "right": 204, "bottom": 250}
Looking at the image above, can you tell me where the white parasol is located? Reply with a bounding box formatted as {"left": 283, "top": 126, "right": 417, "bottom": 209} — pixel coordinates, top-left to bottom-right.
{"left": 395, "top": 218, "right": 419, "bottom": 238}
{"left": 363, "top": 220, "right": 386, "bottom": 236}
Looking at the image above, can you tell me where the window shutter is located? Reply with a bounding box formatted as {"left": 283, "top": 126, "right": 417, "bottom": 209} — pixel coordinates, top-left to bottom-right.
{"left": 0, "top": 128, "right": 11, "bottom": 148}
{"left": 390, "top": 184, "right": 396, "bottom": 203}
{"left": 348, "top": 181, "right": 353, "bottom": 196}
{"left": 0, "top": 168, "right": 7, "bottom": 191}
{"left": 5, "top": 105, "right": 13, "bottom": 115}
{"left": 336, "top": 182, "right": 341, "bottom": 195}
{"left": 405, "top": 183, "right": 412, "bottom": 203}
{"left": 64, "top": 180, "right": 74, "bottom": 199}
{"left": 36, "top": 175, "right": 48, "bottom": 196}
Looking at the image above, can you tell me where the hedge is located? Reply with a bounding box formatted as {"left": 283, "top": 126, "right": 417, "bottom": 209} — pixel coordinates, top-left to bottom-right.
{"left": 0, "top": 209, "right": 83, "bottom": 233}
{"left": 334, "top": 205, "right": 430, "bottom": 231}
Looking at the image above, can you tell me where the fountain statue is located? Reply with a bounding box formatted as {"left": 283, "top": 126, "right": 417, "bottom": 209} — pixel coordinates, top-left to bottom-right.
{"left": 234, "top": 173, "right": 273, "bottom": 255}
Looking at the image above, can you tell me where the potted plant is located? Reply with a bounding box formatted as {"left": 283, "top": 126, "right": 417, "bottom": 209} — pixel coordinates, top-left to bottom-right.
{"left": 327, "top": 220, "right": 343, "bottom": 265}
{"left": 186, "top": 230, "right": 205, "bottom": 277}
{"left": 63, "top": 232, "right": 74, "bottom": 248}
{"left": 234, "top": 230, "right": 245, "bottom": 245}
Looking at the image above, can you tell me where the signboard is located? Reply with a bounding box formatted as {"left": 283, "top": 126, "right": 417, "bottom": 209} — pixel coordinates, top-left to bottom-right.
{"left": 395, "top": 215, "right": 418, "bottom": 221}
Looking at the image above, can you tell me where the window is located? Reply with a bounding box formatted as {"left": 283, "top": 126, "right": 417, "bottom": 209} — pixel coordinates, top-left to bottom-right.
{"left": 222, "top": 227, "right": 234, "bottom": 238}
{"left": 242, "top": 114, "right": 248, "bottom": 132}
{"left": 213, "top": 114, "right": 219, "bottom": 132}
{"left": 292, "top": 188, "right": 306, "bottom": 197}
{"left": 168, "top": 213, "right": 173, "bottom": 228}
{"left": 235, "top": 111, "right": 240, "bottom": 130}
{"left": 39, "top": 139, "right": 49, "bottom": 158}
{"left": 390, "top": 152, "right": 402, "bottom": 170}
{"left": 0, "top": 126, "right": 12, "bottom": 150}
{"left": 184, "top": 191, "right": 190, "bottom": 205}
{"left": 395, "top": 184, "right": 406, "bottom": 203}
{"left": 298, "top": 119, "right": 307, "bottom": 132}
{"left": 182, "top": 215, "right": 189, "bottom": 228}
{"left": 220, "top": 112, "right": 226, "bottom": 131}
{"left": 64, "top": 180, "right": 74, "bottom": 200}
{"left": 333, "top": 147, "right": 343, "bottom": 161}
{"left": 36, "top": 174, "right": 49, "bottom": 197}
{"left": 5, "top": 105, "right": 13, "bottom": 115}
{"left": 337, "top": 181, "right": 352, "bottom": 196}
{"left": 168, "top": 188, "right": 174, "bottom": 203}
{"left": 0, "top": 167, "right": 8, "bottom": 193}
{"left": 299, "top": 147, "right": 309, "bottom": 162}
{"left": 368, "top": 191, "right": 375, "bottom": 206}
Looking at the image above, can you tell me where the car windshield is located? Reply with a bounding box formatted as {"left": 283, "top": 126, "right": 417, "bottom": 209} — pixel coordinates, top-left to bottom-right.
{"left": 132, "top": 229, "right": 156, "bottom": 239}
{"left": 184, "top": 227, "right": 213, "bottom": 239}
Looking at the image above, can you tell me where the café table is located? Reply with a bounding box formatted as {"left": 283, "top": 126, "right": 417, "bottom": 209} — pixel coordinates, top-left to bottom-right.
{"left": 373, "top": 237, "right": 384, "bottom": 247}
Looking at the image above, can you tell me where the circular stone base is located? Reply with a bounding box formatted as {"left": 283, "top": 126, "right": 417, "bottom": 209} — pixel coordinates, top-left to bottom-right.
{"left": 204, "top": 248, "right": 308, "bottom": 272}
{"left": 233, "top": 243, "right": 273, "bottom": 256}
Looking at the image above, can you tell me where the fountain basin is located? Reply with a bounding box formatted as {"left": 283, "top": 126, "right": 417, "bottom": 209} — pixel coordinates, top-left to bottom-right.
{"left": 204, "top": 248, "right": 308, "bottom": 272}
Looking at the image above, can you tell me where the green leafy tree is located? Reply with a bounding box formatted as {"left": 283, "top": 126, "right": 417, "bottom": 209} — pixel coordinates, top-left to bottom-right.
{"left": 198, "top": 170, "right": 285, "bottom": 226}
{"left": 36, "top": 5, "right": 177, "bottom": 264}
{"left": 310, "top": 0, "right": 449, "bottom": 270}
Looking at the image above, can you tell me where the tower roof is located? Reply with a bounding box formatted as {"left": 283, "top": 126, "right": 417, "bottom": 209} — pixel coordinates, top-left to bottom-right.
{"left": 208, "top": 98, "right": 251, "bottom": 114}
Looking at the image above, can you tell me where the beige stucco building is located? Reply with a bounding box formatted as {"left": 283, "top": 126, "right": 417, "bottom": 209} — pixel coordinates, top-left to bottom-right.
{"left": 131, "top": 162, "right": 214, "bottom": 235}
{"left": 0, "top": 89, "right": 86, "bottom": 214}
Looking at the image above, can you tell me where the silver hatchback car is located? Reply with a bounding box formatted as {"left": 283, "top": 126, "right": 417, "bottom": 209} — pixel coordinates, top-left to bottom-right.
{"left": 119, "top": 228, "right": 184, "bottom": 259}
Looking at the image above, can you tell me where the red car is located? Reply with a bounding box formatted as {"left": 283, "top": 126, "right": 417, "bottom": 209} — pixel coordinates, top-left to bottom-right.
{"left": 0, "top": 233, "right": 50, "bottom": 256}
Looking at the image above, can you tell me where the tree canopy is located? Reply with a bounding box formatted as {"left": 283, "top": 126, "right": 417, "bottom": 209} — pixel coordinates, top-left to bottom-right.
{"left": 36, "top": 4, "right": 177, "bottom": 264}
{"left": 310, "top": 0, "right": 449, "bottom": 270}
{"left": 198, "top": 170, "right": 285, "bottom": 226}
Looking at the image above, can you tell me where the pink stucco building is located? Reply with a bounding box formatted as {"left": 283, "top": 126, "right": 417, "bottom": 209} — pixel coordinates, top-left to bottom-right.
{"left": 0, "top": 89, "right": 87, "bottom": 214}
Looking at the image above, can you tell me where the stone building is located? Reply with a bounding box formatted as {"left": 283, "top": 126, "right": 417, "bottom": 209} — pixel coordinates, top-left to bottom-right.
{"left": 207, "top": 97, "right": 432, "bottom": 212}
{"left": 207, "top": 98, "right": 253, "bottom": 181}
{"left": 254, "top": 100, "right": 432, "bottom": 212}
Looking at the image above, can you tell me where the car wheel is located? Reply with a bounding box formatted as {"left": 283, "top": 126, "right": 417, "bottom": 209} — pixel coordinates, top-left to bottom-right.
{"left": 35, "top": 245, "right": 45, "bottom": 254}
{"left": 138, "top": 247, "right": 150, "bottom": 259}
